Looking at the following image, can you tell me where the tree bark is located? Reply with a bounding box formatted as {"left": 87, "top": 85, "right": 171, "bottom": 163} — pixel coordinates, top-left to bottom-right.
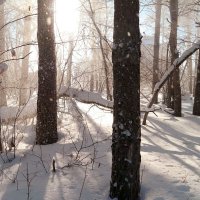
{"left": 152, "top": 0, "right": 162, "bottom": 103}
{"left": 109, "top": 1, "right": 141, "bottom": 199}
{"left": 0, "top": 0, "right": 7, "bottom": 107}
{"left": 36, "top": 0, "right": 58, "bottom": 145}
{"left": 193, "top": 50, "right": 200, "bottom": 115}
{"left": 169, "top": 0, "right": 181, "bottom": 116}
{"left": 187, "top": 57, "right": 193, "bottom": 95}
{"left": 0, "top": 117, "right": 2, "bottom": 152}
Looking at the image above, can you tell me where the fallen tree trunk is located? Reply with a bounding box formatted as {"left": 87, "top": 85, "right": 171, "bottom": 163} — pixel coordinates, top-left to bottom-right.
{"left": 142, "top": 41, "right": 200, "bottom": 125}
{"left": 59, "top": 87, "right": 159, "bottom": 112}
{"left": 59, "top": 86, "right": 113, "bottom": 108}
{"left": 0, "top": 88, "right": 113, "bottom": 122}
{"left": 1, "top": 87, "right": 159, "bottom": 123}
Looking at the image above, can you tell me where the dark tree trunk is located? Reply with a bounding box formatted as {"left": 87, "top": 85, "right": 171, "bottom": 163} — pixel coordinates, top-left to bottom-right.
{"left": 169, "top": 0, "right": 181, "bottom": 116}
{"left": 193, "top": 51, "right": 198, "bottom": 97}
{"left": 193, "top": 50, "right": 200, "bottom": 115}
{"left": 109, "top": 0, "right": 141, "bottom": 199}
{"left": 0, "top": 118, "right": 2, "bottom": 152}
{"left": 166, "top": 77, "right": 174, "bottom": 108}
{"left": 152, "top": 0, "right": 162, "bottom": 103}
{"left": 36, "top": 0, "right": 58, "bottom": 145}
{"left": 186, "top": 23, "right": 193, "bottom": 95}
{"left": 187, "top": 57, "right": 193, "bottom": 95}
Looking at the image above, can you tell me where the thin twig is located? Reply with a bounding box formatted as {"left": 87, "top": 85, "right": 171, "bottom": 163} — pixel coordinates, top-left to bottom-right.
{"left": 78, "top": 165, "right": 88, "bottom": 200}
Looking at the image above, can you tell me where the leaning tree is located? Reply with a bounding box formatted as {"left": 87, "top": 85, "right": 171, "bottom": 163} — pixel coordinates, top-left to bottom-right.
{"left": 109, "top": 0, "right": 141, "bottom": 199}
{"left": 36, "top": 0, "right": 58, "bottom": 144}
{"left": 193, "top": 49, "right": 200, "bottom": 115}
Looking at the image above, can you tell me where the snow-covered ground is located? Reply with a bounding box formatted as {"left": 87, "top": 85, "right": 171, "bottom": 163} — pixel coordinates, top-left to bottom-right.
{"left": 0, "top": 97, "right": 199, "bottom": 200}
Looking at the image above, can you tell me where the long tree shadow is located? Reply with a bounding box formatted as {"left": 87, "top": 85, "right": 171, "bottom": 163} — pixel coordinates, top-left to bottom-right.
{"left": 142, "top": 115, "right": 200, "bottom": 176}
{"left": 1, "top": 100, "right": 112, "bottom": 200}
{"left": 140, "top": 110, "right": 200, "bottom": 200}
{"left": 140, "top": 166, "right": 194, "bottom": 200}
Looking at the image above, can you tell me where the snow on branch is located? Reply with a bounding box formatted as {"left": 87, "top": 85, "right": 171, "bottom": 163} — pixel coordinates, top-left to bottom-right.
{"left": 0, "top": 87, "right": 113, "bottom": 122}
{"left": 142, "top": 40, "right": 200, "bottom": 125}
{"left": 59, "top": 87, "right": 114, "bottom": 109}
{"left": 154, "top": 41, "right": 200, "bottom": 93}
{"left": 59, "top": 86, "right": 158, "bottom": 112}
{"left": 1, "top": 86, "right": 162, "bottom": 123}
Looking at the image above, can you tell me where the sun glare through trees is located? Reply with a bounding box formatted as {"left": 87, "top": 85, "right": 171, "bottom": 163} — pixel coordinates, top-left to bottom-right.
{"left": 0, "top": 0, "right": 200, "bottom": 200}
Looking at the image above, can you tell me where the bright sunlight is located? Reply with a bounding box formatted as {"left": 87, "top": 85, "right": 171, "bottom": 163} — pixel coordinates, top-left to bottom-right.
{"left": 55, "top": 0, "right": 80, "bottom": 35}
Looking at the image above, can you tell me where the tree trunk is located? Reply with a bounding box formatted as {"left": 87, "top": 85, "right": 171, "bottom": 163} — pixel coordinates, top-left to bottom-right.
{"left": 0, "top": 0, "right": 7, "bottom": 107}
{"left": 66, "top": 41, "right": 73, "bottom": 89}
{"left": 19, "top": 15, "right": 32, "bottom": 105}
{"left": 169, "top": 0, "right": 181, "bottom": 116}
{"left": 193, "top": 51, "right": 198, "bottom": 96}
{"left": 152, "top": 0, "right": 162, "bottom": 103}
{"left": 193, "top": 50, "right": 200, "bottom": 115}
{"left": 173, "top": 61, "right": 181, "bottom": 116}
{"left": 186, "top": 23, "right": 193, "bottom": 95}
{"left": 36, "top": 0, "right": 58, "bottom": 145}
{"left": 109, "top": 0, "right": 141, "bottom": 199}
{"left": 0, "top": 117, "right": 2, "bottom": 152}
{"left": 142, "top": 41, "right": 200, "bottom": 125}
{"left": 166, "top": 76, "right": 173, "bottom": 108}
{"left": 187, "top": 57, "right": 193, "bottom": 95}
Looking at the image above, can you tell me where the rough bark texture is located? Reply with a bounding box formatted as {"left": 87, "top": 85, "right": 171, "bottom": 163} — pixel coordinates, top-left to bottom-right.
{"left": 0, "top": 115, "right": 2, "bottom": 152}
{"left": 109, "top": 1, "right": 141, "bottom": 199}
{"left": 36, "top": 0, "right": 58, "bottom": 145}
{"left": 169, "top": 0, "right": 181, "bottom": 116}
{"left": 193, "top": 51, "right": 198, "bottom": 96}
{"left": 152, "top": 0, "right": 162, "bottom": 103}
{"left": 166, "top": 76, "right": 173, "bottom": 108}
{"left": 187, "top": 57, "right": 193, "bottom": 95}
{"left": 193, "top": 50, "right": 200, "bottom": 115}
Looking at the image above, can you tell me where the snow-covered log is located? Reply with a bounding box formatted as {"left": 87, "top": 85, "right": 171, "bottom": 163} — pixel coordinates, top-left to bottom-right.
{"left": 59, "top": 86, "right": 159, "bottom": 112}
{"left": 142, "top": 40, "right": 200, "bottom": 125}
{"left": 0, "top": 88, "right": 113, "bottom": 122}
{"left": 0, "top": 86, "right": 161, "bottom": 123}
{"left": 59, "top": 86, "right": 114, "bottom": 109}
